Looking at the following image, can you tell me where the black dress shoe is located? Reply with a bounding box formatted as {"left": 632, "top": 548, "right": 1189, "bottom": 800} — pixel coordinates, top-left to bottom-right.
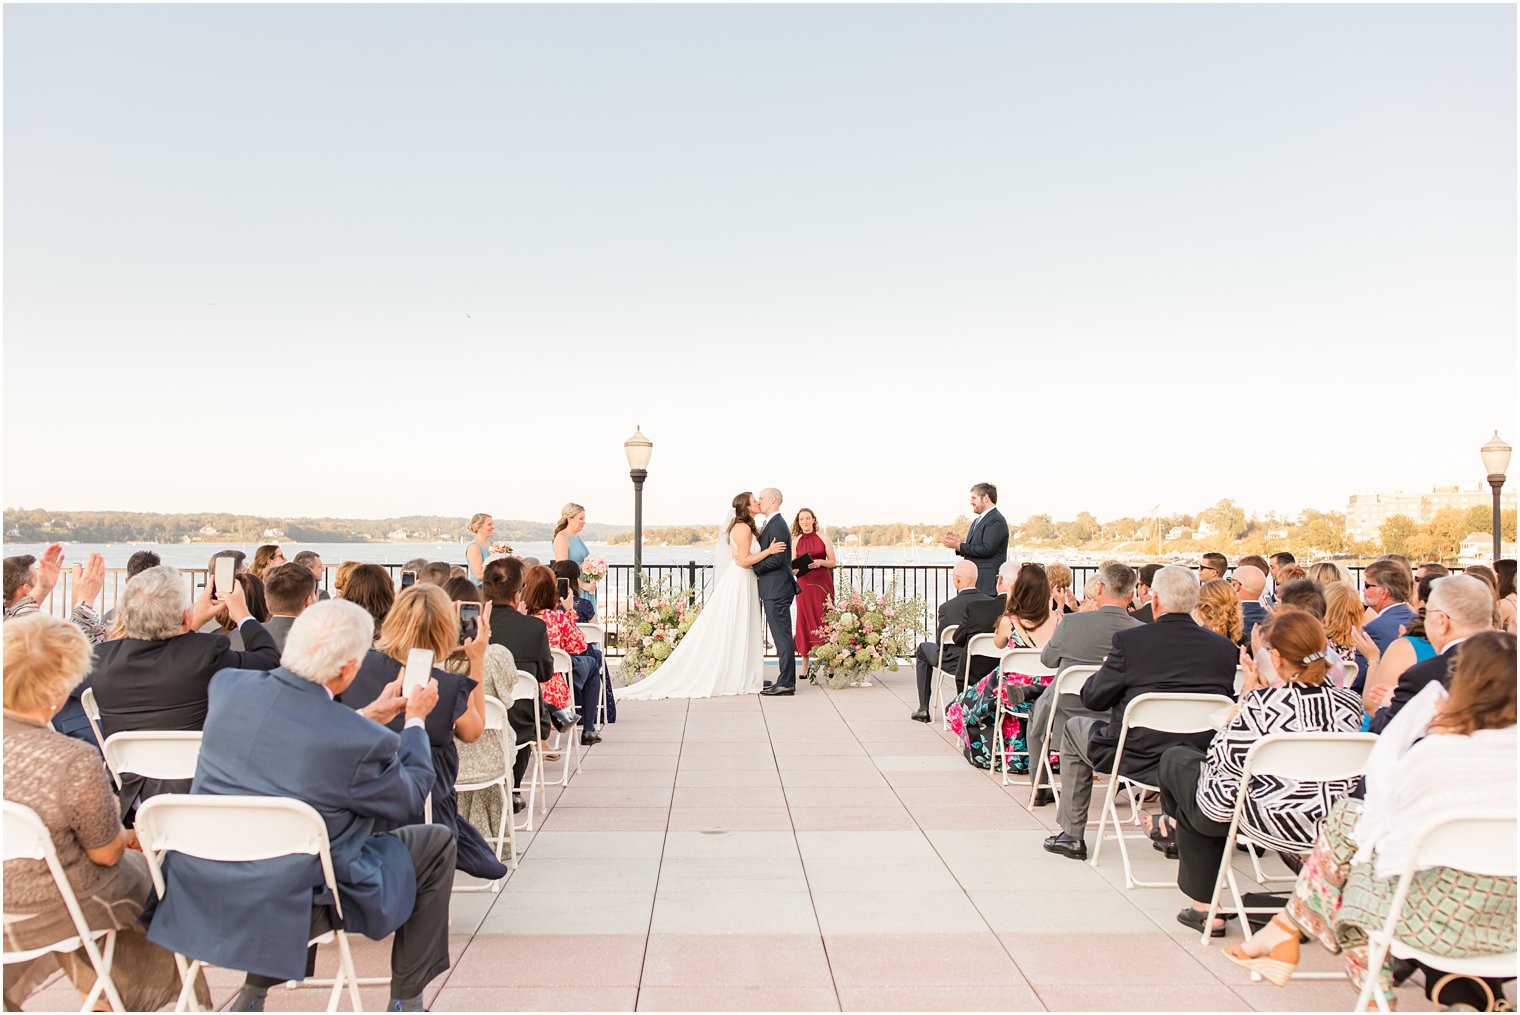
{"left": 1042, "top": 832, "right": 1087, "bottom": 860}
{"left": 764, "top": 680, "right": 774, "bottom": 689}
{"left": 549, "top": 708, "right": 581, "bottom": 732}
{"left": 909, "top": 708, "right": 931, "bottom": 723}
{"left": 579, "top": 730, "right": 602, "bottom": 746}
{"left": 760, "top": 684, "right": 794, "bottom": 696}
{"left": 512, "top": 795, "right": 527, "bottom": 814}
{"left": 1030, "top": 788, "right": 1055, "bottom": 807}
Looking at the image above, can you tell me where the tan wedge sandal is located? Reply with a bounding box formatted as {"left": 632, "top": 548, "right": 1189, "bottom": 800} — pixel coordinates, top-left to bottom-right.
{"left": 1224, "top": 915, "right": 1302, "bottom": 987}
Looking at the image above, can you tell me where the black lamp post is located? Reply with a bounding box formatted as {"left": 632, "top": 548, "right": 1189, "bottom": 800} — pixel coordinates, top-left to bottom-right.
{"left": 1481, "top": 431, "right": 1511, "bottom": 564}
{"left": 623, "top": 427, "right": 653, "bottom": 593}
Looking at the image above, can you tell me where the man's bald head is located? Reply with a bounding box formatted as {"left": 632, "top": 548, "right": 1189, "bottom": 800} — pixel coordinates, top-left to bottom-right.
{"left": 758, "top": 488, "right": 783, "bottom": 514}
{"left": 952, "top": 561, "right": 979, "bottom": 590}
{"left": 1232, "top": 564, "right": 1266, "bottom": 600}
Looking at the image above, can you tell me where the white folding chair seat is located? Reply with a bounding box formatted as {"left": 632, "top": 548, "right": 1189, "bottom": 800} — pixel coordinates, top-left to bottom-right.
{"left": 578, "top": 623, "right": 610, "bottom": 730}
{"left": 1027, "top": 664, "right": 1102, "bottom": 806}
{"left": 1199, "top": 732, "right": 1377, "bottom": 948}
{"left": 550, "top": 648, "right": 582, "bottom": 785}
{"left": 79, "top": 688, "right": 113, "bottom": 786}
{"left": 1088, "top": 692, "right": 1234, "bottom": 889}
{"left": 931, "top": 623, "right": 959, "bottom": 727}
{"left": 1355, "top": 815, "right": 1518, "bottom": 1012}
{"left": 102, "top": 731, "right": 203, "bottom": 788}
{"left": 134, "top": 795, "right": 374, "bottom": 1012}
{"left": 454, "top": 695, "right": 515, "bottom": 890}
{"left": 991, "top": 648, "right": 1058, "bottom": 786}
{"left": 511, "top": 670, "right": 546, "bottom": 830}
{"left": 2, "top": 801, "right": 126, "bottom": 1012}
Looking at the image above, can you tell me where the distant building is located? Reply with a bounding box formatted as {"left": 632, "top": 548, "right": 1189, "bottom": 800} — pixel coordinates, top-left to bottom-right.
{"left": 1347, "top": 484, "right": 1517, "bottom": 544}
{"left": 198, "top": 525, "right": 219, "bottom": 537}
{"left": 1458, "top": 532, "right": 1519, "bottom": 567}
{"left": 1266, "top": 528, "right": 1289, "bottom": 540}
{"left": 387, "top": 529, "right": 409, "bottom": 540}
{"left": 262, "top": 527, "right": 286, "bottom": 539}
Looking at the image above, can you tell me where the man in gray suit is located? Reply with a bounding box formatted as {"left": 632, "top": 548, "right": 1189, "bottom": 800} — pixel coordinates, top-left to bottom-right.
{"left": 292, "top": 550, "right": 330, "bottom": 601}
{"left": 1025, "top": 561, "right": 1142, "bottom": 806}
{"left": 261, "top": 563, "right": 319, "bottom": 654}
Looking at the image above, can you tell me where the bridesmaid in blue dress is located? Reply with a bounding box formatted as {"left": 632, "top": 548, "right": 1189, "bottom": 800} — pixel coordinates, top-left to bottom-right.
{"left": 552, "top": 502, "right": 597, "bottom": 614}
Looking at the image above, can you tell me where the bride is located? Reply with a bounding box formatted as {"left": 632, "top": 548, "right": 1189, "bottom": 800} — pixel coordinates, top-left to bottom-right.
{"left": 617, "top": 491, "right": 787, "bottom": 700}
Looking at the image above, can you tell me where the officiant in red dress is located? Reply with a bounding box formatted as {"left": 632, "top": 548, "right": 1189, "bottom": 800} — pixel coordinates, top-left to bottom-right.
{"left": 791, "top": 508, "right": 838, "bottom": 682}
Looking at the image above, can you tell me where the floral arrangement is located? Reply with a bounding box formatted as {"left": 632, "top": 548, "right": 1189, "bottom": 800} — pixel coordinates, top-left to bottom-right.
{"left": 615, "top": 574, "right": 703, "bottom": 685}
{"left": 489, "top": 541, "right": 514, "bottom": 557}
{"left": 807, "top": 582, "right": 927, "bottom": 689}
{"left": 580, "top": 556, "right": 607, "bottom": 585}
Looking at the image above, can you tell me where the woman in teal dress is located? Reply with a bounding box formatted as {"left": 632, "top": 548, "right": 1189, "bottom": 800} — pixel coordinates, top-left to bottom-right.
{"left": 552, "top": 502, "right": 597, "bottom": 613}
{"left": 464, "top": 512, "right": 494, "bottom": 585}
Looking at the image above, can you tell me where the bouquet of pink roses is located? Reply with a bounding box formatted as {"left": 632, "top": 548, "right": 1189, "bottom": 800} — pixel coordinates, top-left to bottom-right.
{"left": 489, "top": 541, "right": 513, "bottom": 556}
{"left": 580, "top": 556, "right": 607, "bottom": 584}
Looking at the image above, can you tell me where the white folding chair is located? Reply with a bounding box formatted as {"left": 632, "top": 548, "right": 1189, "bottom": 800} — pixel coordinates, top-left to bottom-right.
{"left": 2, "top": 801, "right": 126, "bottom": 1013}
{"left": 931, "top": 623, "right": 960, "bottom": 728}
{"left": 991, "top": 648, "right": 1058, "bottom": 786}
{"left": 578, "top": 623, "right": 609, "bottom": 729}
{"left": 1233, "top": 665, "right": 1247, "bottom": 696}
{"left": 1088, "top": 692, "right": 1234, "bottom": 889}
{"left": 945, "top": 632, "right": 1003, "bottom": 730}
{"left": 102, "top": 731, "right": 203, "bottom": 788}
{"left": 79, "top": 688, "right": 115, "bottom": 788}
{"left": 454, "top": 695, "right": 515, "bottom": 890}
{"left": 1199, "top": 732, "right": 1378, "bottom": 947}
{"left": 134, "top": 795, "right": 379, "bottom": 1012}
{"left": 1027, "top": 664, "right": 1103, "bottom": 806}
{"left": 511, "top": 670, "right": 546, "bottom": 830}
{"left": 1355, "top": 814, "right": 1518, "bottom": 1012}
{"left": 550, "top": 648, "right": 582, "bottom": 785}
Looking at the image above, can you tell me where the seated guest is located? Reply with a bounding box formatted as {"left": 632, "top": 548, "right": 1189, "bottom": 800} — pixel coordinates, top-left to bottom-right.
{"left": 1465, "top": 564, "right": 1505, "bottom": 630}
{"left": 442, "top": 578, "right": 519, "bottom": 832}
{"left": 1047, "top": 563, "right": 1078, "bottom": 614}
{"left": 102, "top": 550, "right": 162, "bottom": 624}
{"left": 211, "top": 572, "right": 270, "bottom": 650}
{"left": 1415, "top": 560, "right": 1450, "bottom": 582}
{"left": 551, "top": 560, "right": 598, "bottom": 624}
{"left": 262, "top": 562, "right": 319, "bottom": 652}
{"left": 1131, "top": 563, "right": 1163, "bottom": 622}
{"left": 249, "top": 544, "right": 285, "bottom": 580}
{"left": 1078, "top": 572, "right": 1103, "bottom": 610}
{"left": 1322, "top": 581, "right": 1366, "bottom": 673}
{"left": 1225, "top": 632, "right": 1516, "bottom": 1010}
{"left": 1156, "top": 609, "right": 1364, "bottom": 936}
{"left": 332, "top": 559, "right": 360, "bottom": 598}
{"left": 3, "top": 615, "right": 209, "bottom": 1011}
{"left": 551, "top": 559, "right": 616, "bottom": 726}
{"left": 909, "top": 561, "right": 991, "bottom": 722}
{"left": 1369, "top": 574, "right": 1495, "bottom": 733}
{"left": 1231, "top": 565, "right": 1268, "bottom": 645}
{"left": 523, "top": 565, "right": 603, "bottom": 746}
{"left": 343, "top": 563, "right": 395, "bottom": 637}
{"left": 420, "top": 561, "right": 452, "bottom": 587}
{"left": 1026, "top": 561, "right": 1143, "bottom": 805}
{"left": 291, "top": 550, "right": 330, "bottom": 600}
{"left": 338, "top": 585, "right": 504, "bottom": 882}
{"left": 1196, "top": 579, "right": 1243, "bottom": 644}
{"left": 483, "top": 557, "right": 571, "bottom": 793}
{"left": 91, "top": 565, "right": 279, "bottom": 821}
{"left": 951, "top": 560, "right": 1021, "bottom": 694}
{"left": 1247, "top": 579, "right": 1353, "bottom": 689}
{"left": 1497, "top": 558, "right": 1517, "bottom": 633}
{"left": 1044, "top": 565, "right": 1238, "bottom": 860}
{"left": 1306, "top": 560, "right": 1351, "bottom": 589}
{"left": 1199, "top": 552, "right": 1228, "bottom": 583}
{"left": 402, "top": 556, "right": 430, "bottom": 580}
{"left": 1354, "top": 560, "right": 1417, "bottom": 693}
{"left": 147, "top": 601, "right": 457, "bottom": 1012}
{"left": 1355, "top": 572, "right": 1440, "bottom": 712}
{"left": 947, "top": 563, "right": 1059, "bottom": 771}
{"left": 4, "top": 545, "right": 107, "bottom": 642}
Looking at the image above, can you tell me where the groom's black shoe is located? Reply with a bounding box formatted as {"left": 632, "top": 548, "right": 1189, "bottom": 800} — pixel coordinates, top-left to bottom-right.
{"left": 763, "top": 680, "right": 774, "bottom": 689}
{"left": 760, "top": 684, "right": 795, "bottom": 696}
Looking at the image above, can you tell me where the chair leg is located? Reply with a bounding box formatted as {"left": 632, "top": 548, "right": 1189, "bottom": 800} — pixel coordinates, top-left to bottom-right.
{"left": 173, "top": 955, "right": 200, "bottom": 1013}
{"left": 1089, "top": 776, "right": 1120, "bottom": 866}
{"left": 335, "top": 931, "right": 364, "bottom": 1013}
{"left": 81, "top": 931, "right": 125, "bottom": 1013}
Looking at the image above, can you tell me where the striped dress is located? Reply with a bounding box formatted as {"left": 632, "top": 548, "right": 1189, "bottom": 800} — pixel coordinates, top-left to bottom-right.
{"left": 1196, "top": 683, "right": 1365, "bottom": 852}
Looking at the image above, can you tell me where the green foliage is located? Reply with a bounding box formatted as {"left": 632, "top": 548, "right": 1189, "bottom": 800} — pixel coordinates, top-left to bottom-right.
{"left": 1379, "top": 515, "right": 1422, "bottom": 557}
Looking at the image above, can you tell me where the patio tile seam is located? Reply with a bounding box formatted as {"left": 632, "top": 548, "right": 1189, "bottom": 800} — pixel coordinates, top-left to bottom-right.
{"left": 634, "top": 697, "right": 688, "bottom": 1010}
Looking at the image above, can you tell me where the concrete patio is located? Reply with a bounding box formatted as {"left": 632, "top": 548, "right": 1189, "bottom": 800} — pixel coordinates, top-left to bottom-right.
{"left": 27, "top": 668, "right": 1435, "bottom": 1012}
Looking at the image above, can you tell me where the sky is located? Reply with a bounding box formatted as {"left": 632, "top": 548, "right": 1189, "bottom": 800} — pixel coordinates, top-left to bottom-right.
{"left": 5, "top": 4, "right": 1516, "bottom": 529}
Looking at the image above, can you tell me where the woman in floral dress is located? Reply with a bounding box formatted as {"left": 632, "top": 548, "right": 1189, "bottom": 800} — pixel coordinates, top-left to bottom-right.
{"left": 948, "top": 563, "right": 1061, "bottom": 771}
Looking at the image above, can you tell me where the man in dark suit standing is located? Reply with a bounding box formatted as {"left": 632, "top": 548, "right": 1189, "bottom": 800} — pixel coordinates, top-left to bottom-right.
{"left": 1044, "top": 566, "right": 1238, "bottom": 860}
{"left": 292, "top": 550, "right": 331, "bottom": 601}
{"left": 756, "top": 488, "right": 802, "bottom": 697}
{"left": 941, "top": 482, "right": 1008, "bottom": 596}
{"left": 148, "top": 600, "right": 455, "bottom": 1012}
{"left": 482, "top": 556, "right": 559, "bottom": 799}
{"left": 909, "top": 561, "right": 991, "bottom": 721}
{"left": 1369, "top": 574, "right": 1494, "bottom": 733}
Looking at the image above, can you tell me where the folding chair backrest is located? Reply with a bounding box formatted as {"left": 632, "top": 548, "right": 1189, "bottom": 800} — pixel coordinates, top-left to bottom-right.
{"left": 550, "top": 648, "right": 573, "bottom": 677}
{"left": 1411, "top": 815, "right": 1517, "bottom": 879}
{"left": 577, "top": 623, "right": 605, "bottom": 646}
{"left": 1052, "top": 664, "right": 1101, "bottom": 697}
{"left": 80, "top": 686, "right": 102, "bottom": 723}
{"left": 1233, "top": 666, "right": 1246, "bottom": 696}
{"left": 938, "top": 624, "right": 960, "bottom": 647}
{"left": 482, "top": 695, "right": 508, "bottom": 732}
{"left": 1122, "top": 692, "right": 1234, "bottom": 735}
{"left": 1242, "top": 732, "right": 1378, "bottom": 783}
{"left": 103, "top": 731, "right": 203, "bottom": 781}
{"left": 965, "top": 632, "right": 1001, "bottom": 661}
{"left": 511, "top": 670, "right": 540, "bottom": 702}
{"left": 1000, "top": 648, "right": 1057, "bottom": 678}
{"left": 2, "top": 800, "right": 54, "bottom": 864}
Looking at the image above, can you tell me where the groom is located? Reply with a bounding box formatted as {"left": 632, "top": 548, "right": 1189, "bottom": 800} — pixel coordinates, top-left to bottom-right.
{"left": 755, "top": 487, "right": 801, "bottom": 697}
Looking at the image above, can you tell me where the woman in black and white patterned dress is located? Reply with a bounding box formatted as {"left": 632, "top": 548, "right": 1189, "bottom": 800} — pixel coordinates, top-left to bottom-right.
{"left": 1156, "top": 608, "right": 1364, "bottom": 936}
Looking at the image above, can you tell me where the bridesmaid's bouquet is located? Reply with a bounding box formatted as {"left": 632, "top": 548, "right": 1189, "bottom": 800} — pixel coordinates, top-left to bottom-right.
{"left": 808, "top": 583, "right": 926, "bottom": 690}
{"left": 580, "top": 556, "right": 607, "bottom": 584}
{"left": 489, "top": 541, "right": 514, "bottom": 556}
{"left": 615, "top": 575, "right": 703, "bottom": 684}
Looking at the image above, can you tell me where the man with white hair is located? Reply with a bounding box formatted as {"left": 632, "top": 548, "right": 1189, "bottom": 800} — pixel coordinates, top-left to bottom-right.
{"left": 1044, "top": 565, "right": 1238, "bottom": 860}
{"left": 909, "top": 560, "right": 993, "bottom": 722}
{"left": 1369, "top": 574, "right": 1496, "bottom": 734}
{"left": 148, "top": 600, "right": 456, "bottom": 1012}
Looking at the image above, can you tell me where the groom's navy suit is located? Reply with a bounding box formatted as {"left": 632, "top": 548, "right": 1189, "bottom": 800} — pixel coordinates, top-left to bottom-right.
{"left": 753, "top": 514, "right": 801, "bottom": 689}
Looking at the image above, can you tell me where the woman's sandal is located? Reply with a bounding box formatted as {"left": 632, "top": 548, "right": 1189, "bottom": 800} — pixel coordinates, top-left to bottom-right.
{"left": 1223, "top": 914, "right": 1302, "bottom": 987}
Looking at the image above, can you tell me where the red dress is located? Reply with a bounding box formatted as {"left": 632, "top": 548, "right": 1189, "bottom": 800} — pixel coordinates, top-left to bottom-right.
{"left": 537, "top": 608, "right": 586, "bottom": 710}
{"left": 794, "top": 532, "right": 833, "bottom": 659}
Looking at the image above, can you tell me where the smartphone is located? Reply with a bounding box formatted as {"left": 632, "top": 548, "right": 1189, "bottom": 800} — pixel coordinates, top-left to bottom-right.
{"left": 402, "top": 648, "right": 433, "bottom": 695}
{"left": 457, "top": 602, "right": 481, "bottom": 645}
{"left": 556, "top": 577, "right": 571, "bottom": 600}
{"left": 213, "top": 557, "right": 236, "bottom": 601}
{"left": 400, "top": 570, "right": 417, "bottom": 589}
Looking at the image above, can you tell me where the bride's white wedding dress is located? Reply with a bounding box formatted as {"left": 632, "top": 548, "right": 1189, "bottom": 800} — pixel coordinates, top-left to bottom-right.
{"left": 617, "top": 524, "right": 765, "bottom": 701}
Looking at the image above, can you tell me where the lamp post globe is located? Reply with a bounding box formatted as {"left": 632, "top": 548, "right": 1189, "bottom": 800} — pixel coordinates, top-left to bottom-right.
{"left": 624, "top": 427, "right": 654, "bottom": 593}
{"left": 1481, "top": 431, "right": 1510, "bottom": 564}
